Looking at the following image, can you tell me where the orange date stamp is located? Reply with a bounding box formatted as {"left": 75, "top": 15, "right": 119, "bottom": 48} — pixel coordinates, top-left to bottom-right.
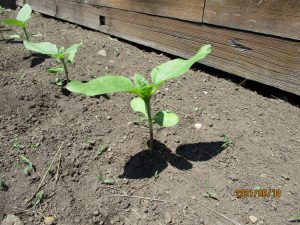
{"left": 235, "top": 189, "right": 281, "bottom": 198}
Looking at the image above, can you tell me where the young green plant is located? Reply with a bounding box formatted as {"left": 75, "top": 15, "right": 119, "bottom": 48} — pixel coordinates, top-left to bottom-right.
{"left": 2, "top": 4, "right": 32, "bottom": 41}
{"left": 66, "top": 45, "right": 211, "bottom": 152}
{"left": 23, "top": 40, "right": 82, "bottom": 83}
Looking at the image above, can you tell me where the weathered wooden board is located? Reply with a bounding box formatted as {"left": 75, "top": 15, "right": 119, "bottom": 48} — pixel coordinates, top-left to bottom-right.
{"left": 76, "top": 0, "right": 205, "bottom": 22}
{"left": 16, "top": 0, "right": 56, "bottom": 16}
{"left": 16, "top": 0, "right": 300, "bottom": 95}
{"left": 203, "top": 0, "right": 300, "bottom": 40}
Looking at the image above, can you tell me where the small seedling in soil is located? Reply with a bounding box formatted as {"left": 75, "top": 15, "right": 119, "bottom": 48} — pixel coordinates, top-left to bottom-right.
{"left": 19, "top": 155, "right": 35, "bottom": 175}
{"left": 30, "top": 142, "right": 41, "bottom": 149}
{"left": 2, "top": 4, "right": 32, "bottom": 41}
{"left": 34, "top": 190, "right": 45, "bottom": 206}
{"left": 67, "top": 45, "right": 211, "bottom": 152}
{"left": 289, "top": 213, "right": 300, "bottom": 222}
{"left": 23, "top": 40, "right": 82, "bottom": 84}
{"left": 12, "top": 138, "right": 23, "bottom": 150}
{"left": 97, "top": 174, "right": 115, "bottom": 185}
{"left": 221, "top": 134, "right": 234, "bottom": 149}
{"left": 97, "top": 144, "right": 108, "bottom": 156}
{"left": 0, "top": 177, "right": 8, "bottom": 191}
{"left": 202, "top": 190, "right": 219, "bottom": 200}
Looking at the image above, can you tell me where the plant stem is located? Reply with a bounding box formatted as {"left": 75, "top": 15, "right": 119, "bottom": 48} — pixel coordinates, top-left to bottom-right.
{"left": 0, "top": 29, "right": 4, "bottom": 40}
{"left": 23, "top": 27, "right": 29, "bottom": 41}
{"left": 144, "top": 98, "right": 154, "bottom": 152}
{"left": 61, "top": 58, "right": 69, "bottom": 83}
{"left": 23, "top": 27, "right": 32, "bottom": 56}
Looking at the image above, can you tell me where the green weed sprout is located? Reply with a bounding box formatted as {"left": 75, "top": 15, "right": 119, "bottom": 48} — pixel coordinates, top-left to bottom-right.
{"left": 23, "top": 40, "right": 82, "bottom": 83}
{"left": 66, "top": 45, "right": 212, "bottom": 152}
{"left": 2, "top": 4, "right": 32, "bottom": 41}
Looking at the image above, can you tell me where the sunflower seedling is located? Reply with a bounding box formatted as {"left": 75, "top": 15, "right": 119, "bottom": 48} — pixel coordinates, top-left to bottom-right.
{"left": 23, "top": 40, "right": 82, "bottom": 84}
{"left": 97, "top": 174, "right": 115, "bottom": 185}
{"left": 19, "top": 155, "right": 35, "bottom": 175}
{"left": 2, "top": 4, "right": 32, "bottom": 41}
{"left": 97, "top": 144, "right": 108, "bottom": 156}
{"left": 67, "top": 45, "right": 211, "bottom": 152}
{"left": 34, "top": 190, "right": 45, "bottom": 206}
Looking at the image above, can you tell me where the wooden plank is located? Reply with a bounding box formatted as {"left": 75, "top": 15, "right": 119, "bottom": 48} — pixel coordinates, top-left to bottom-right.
{"left": 77, "top": 0, "right": 205, "bottom": 23}
{"left": 16, "top": 0, "right": 56, "bottom": 16}
{"left": 16, "top": 0, "right": 300, "bottom": 95}
{"left": 203, "top": 0, "right": 300, "bottom": 40}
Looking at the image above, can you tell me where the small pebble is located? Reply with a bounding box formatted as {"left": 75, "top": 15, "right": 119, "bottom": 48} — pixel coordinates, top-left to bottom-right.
{"left": 43, "top": 216, "right": 56, "bottom": 225}
{"left": 92, "top": 210, "right": 99, "bottom": 216}
{"left": 165, "top": 212, "right": 172, "bottom": 224}
{"left": 249, "top": 215, "right": 258, "bottom": 223}
{"left": 1, "top": 214, "right": 24, "bottom": 225}
{"left": 194, "top": 123, "right": 202, "bottom": 129}
{"left": 281, "top": 174, "right": 290, "bottom": 180}
{"left": 98, "top": 49, "right": 107, "bottom": 57}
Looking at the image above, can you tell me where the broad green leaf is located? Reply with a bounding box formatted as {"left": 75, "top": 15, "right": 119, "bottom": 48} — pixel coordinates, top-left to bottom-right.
{"left": 154, "top": 111, "right": 179, "bottom": 127}
{"left": 9, "top": 34, "right": 21, "bottom": 39}
{"left": 16, "top": 4, "right": 32, "bottom": 23}
{"left": 65, "top": 42, "right": 82, "bottom": 63}
{"left": 151, "top": 44, "right": 211, "bottom": 85}
{"left": 23, "top": 41, "right": 59, "bottom": 55}
{"left": 133, "top": 73, "right": 148, "bottom": 88}
{"left": 66, "top": 75, "right": 135, "bottom": 96}
{"left": 3, "top": 18, "right": 25, "bottom": 28}
{"left": 48, "top": 67, "right": 64, "bottom": 73}
{"left": 130, "top": 97, "right": 148, "bottom": 118}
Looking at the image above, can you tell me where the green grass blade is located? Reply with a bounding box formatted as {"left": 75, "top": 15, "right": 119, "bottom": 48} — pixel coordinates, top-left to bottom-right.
{"left": 66, "top": 75, "right": 135, "bottom": 96}
{"left": 151, "top": 44, "right": 211, "bottom": 85}
{"left": 16, "top": 4, "right": 32, "bottom": 23}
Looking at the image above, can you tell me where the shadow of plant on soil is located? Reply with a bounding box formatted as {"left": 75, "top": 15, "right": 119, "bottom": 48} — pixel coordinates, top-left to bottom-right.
{"left": 119, "top": 140, "right": 224, "bottom": 179}
{"left": 28, "top": 53, "right": 50, "bottom": 68}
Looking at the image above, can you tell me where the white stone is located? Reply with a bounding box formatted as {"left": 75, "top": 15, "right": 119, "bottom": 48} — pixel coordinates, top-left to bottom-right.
{"left": 98, "top": 49, "right": 107, "bottom": 57}
{"left": 249, "top": 215, "right": 258, "bottom": 223}
{"left": 194, "top": 123, "right": 202, "bottom": 129}
{"left": 1, "top": 214, "right": 24, "bottom": 225}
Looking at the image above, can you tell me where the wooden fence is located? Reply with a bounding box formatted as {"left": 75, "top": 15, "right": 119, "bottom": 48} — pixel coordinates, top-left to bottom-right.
{"left": 16, "top": 0, "right": 300, "bottom": 95}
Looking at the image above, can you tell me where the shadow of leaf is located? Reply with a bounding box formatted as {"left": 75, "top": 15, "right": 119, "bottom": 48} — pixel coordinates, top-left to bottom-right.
{"left": 119, "top": 140, "right": 224, "bottom": 179}
{"left": 176, "top": 141, "right": 224, "bottom": 161}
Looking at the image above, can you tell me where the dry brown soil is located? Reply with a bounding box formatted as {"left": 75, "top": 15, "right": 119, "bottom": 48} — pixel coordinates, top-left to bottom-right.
{"left": 0, "top": 10, "right": 299, "bottom": 225}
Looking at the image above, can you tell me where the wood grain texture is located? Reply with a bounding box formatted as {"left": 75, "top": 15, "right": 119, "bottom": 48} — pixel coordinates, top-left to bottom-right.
{"left": 16, "top": 0, "right": 300, "bottom": 95}
{"left": 76, "top": 0, "right": 205, "bottom": 22}
{"left": 203, "top": 0, "right": 300, "bottom": 40}
{"left": 17, "top": 0, "right": 56, "bottom": 16}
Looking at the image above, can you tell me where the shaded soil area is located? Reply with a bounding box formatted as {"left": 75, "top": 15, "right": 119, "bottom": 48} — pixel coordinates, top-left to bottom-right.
{"left": 0, "top": 10, "right": 299, "bottom": 225}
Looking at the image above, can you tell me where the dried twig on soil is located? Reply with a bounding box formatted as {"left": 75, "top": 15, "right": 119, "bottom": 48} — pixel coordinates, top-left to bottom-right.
{"left": 193, "top": 197, "right": 242, "bottom": 225}
{"left": 25, "top": 142, "right": 64, "bottom": 204}
{"left": 112, "top": 194, "right": 169, "bottom": 203}
{"left": 14, "top": 207, "right": 45, "bottom": 219}
{"left": 54, "top": 150, "right": 62, "bottom": 188}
